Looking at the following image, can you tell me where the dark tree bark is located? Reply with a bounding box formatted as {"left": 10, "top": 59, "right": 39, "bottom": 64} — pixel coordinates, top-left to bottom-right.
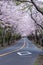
{"left": 31, "top": 0, "right": 43, "bottom": 15}
{"left": 30, "top": 11, "right": 43, "bottom": 29}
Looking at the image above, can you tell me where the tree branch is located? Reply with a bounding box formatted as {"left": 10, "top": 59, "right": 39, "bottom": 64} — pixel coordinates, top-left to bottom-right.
{"left": 31, "top": 12, "right": 43, "bottom": 29}
{"left": 31, "top": 0, "right": 43, "bottom": 15}
{"left": 16, "top": 0, "right": 43, "bottom": 15}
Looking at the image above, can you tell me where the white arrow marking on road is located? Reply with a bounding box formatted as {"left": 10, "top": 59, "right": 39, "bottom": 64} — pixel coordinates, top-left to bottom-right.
{"left": 17, "top": 51, "right": 32, "bottom": 56}
{"left": 17, "top": 52, "right": 22, "bottom": 55}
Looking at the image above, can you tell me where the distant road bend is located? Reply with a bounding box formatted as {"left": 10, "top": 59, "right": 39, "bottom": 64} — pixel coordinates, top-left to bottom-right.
{"left": 0, "top": 38, "right": 43, "bottom": 65}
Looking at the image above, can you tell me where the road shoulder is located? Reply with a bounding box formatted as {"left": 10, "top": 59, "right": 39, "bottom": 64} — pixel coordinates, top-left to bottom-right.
{"left": 34, "top": 55, "right": 43, "bottom": 65}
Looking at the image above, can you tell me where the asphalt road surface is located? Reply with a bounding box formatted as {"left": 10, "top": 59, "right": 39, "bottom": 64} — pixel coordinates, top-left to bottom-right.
{"left": 0, "top": 38, "right": 43, "bottom": 65}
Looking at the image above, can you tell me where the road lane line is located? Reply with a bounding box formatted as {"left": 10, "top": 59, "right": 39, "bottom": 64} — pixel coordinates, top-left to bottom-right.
{"left": 0, "top": 42, "right": 26, "bottom": 57}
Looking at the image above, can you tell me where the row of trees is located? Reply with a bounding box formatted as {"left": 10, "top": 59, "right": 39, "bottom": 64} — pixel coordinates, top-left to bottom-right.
{"left": 0, "top": 1, "right": 22, "bottom": 47}
{"left": 0, "top": 0, "right": 43, "bottom": 47}
{"left": 0, "top": 21, "right": 21, "bottom": 47}
{"left": 27, "top": 32, "right": 43, "bottom": 46}
{"left": 29, "top": 0, "right": 43, "bottom": 46}
{"left": 15, "top": 0, "right": 43, "bottom": 46}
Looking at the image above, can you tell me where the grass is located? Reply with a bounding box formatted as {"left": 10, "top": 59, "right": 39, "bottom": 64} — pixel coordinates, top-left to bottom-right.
{"left": 34, "top": 55, "right": 43, "bottom": 65}
{"left": 34, "top": 62, "right": 38, "bottom": 65}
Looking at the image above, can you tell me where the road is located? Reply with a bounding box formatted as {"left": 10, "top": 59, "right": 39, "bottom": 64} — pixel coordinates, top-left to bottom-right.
{"left": 0, "top": 38, "right": 43, "bottom": 65}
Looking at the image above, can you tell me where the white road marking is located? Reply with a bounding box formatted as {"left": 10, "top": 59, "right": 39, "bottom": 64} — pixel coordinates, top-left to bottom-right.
{"left": 17, "top": 51, "right": 32, "bottom": 56}
{"left": 17, "top": 52, "right": 22, "bottom": 55}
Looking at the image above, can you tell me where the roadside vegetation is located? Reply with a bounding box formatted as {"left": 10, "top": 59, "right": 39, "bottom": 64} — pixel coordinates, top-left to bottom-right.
{"left": 27, "top": 33, "right": 43, "bottom": 48}
{"left": 34, "top": 55, "right": 43, "bottom": 65}
{"left": 0, "top": 21, "right": 21, "bottom": 49}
